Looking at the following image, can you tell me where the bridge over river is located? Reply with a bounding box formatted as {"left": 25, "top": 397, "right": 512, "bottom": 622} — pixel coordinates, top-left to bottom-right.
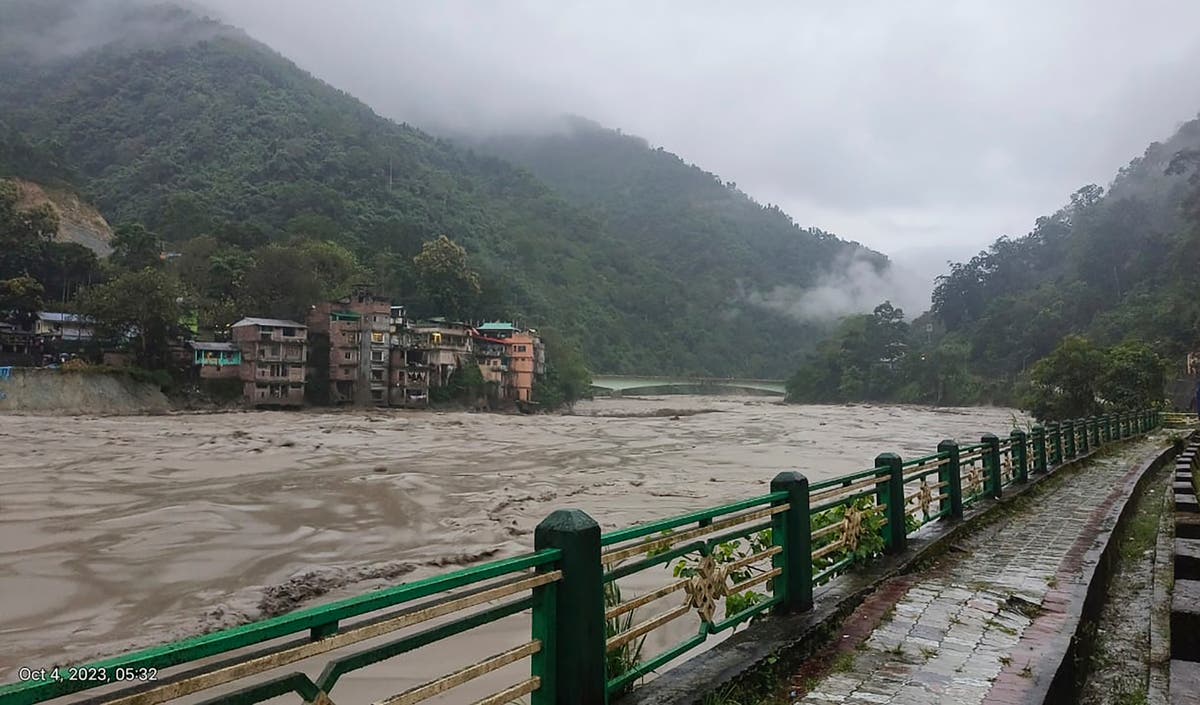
{"left": 590, "top": 373, "right": 787, "bottom": 396}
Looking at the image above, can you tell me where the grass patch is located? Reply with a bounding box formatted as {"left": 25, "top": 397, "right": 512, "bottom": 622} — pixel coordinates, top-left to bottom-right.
{"left": 831, "top": 652, "right": 856, "bottom": 672}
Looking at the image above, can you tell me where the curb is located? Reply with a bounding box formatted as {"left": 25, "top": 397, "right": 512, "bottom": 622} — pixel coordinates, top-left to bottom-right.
{"left": 1031, "top": 435, "right": 1182, "bottom": 703}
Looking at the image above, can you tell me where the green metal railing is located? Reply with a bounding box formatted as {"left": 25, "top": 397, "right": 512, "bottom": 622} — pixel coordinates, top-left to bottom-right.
{"left": 0, "top": 409, "right": 1162, "bottom": 705}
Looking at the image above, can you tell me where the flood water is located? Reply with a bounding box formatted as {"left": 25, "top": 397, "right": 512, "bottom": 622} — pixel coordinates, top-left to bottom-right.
{"left": 0, "top": 396, "right": 1025, "bottom": 699}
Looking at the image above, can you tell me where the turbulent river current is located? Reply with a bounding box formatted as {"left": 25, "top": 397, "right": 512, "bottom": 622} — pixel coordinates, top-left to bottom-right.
{"left": 0, "top": 396, "right": 1025, "bottom": 698}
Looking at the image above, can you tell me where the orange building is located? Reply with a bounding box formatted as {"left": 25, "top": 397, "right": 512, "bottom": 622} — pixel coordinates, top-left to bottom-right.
{"left": 473, "top": 322, "right": 544, "bottom": 403}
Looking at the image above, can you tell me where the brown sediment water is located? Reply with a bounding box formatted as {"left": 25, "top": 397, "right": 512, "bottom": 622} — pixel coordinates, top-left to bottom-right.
{"left": 0, "top": 396, "right": 1026, "bottom": 699}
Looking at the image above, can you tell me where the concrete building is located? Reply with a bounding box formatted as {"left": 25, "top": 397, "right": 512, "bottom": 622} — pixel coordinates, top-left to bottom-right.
{"left": 231, "top": 317, "right": 307, "bottom": 407}
{"left": 34, "top": 312, "right": 93, "bottom": 342}
{"left": 189, "top": 341, "right": 241, "bottom": 379}
{"left": 473, "top": 322, "right": 544, "bottom": 403}
{"left": 389, "top": 305, "right": 430, "bottom": 407}
{"left": 307, "top": 290, "right": 391, "bottom": 407}
{"left": 409, "top": 319, "right": 474, "bottom": 389}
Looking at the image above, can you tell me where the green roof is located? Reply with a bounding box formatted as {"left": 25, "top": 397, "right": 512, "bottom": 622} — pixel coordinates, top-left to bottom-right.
{"left": 478, "top": 322, "right": 516, "bottom": 332}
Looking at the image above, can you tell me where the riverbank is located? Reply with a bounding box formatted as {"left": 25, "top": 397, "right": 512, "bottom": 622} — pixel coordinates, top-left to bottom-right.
{"left": 0, "top": 367, "right": 169, "bottom": 415}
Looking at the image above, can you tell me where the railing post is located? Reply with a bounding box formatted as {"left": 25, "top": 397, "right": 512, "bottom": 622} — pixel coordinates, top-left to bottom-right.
{"left": 938, "top": 439, "right": 963, "bottom": 519}
{"left": 1063, "top": 420, "right": 1076, "bottom": 458}
{"left": 1048, "top": 422, "right": 1063, "bottom": 466}
{"left": 875, "top": 453, "right": 907, "bottom": 554}
{"left": 1078, "top": 418, "right": 1089, "bottom": 455}
{"left": 1033, "top": 425, "right": 1048, "bottom": 473}
{"left": 534, "top": 509, "right": 606, "bottom": 705}
{"left": 982, "top": 434, "right": 1002, "bottom": 498}
{"left": 1011, "top": 430, "right": 1028, "bottom": 483}
{"left": 1090, "top": 416, "right": 1100, "bottom": 448}
{"left": 771, "top": 471, "right": 812, "bottom": 613}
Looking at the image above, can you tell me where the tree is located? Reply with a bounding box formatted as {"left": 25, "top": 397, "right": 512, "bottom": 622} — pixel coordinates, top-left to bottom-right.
{"left": 1022, "top": 336, "right": 1108, "bottom": 421}
{"left": 77, "top": 269, "right": 180, "bottom": 368}
{"left": 534, "top": 335, "right": 592, "bottom": 411}
{"left": 412, "top": 235, "right": 481, "bottom": 320}
{"left": 111, "top": 223, "right": 162, "bottom": 271}
{"left": 0, "top": 274, "right": 44, "bottom": 324}
{"left": 1098, "top": 341, "right": 1165, "bottom": 411}
{"left": 239, "top": 244, "right": 324, "bottom": 320}
{"left": 0, "top": 177, "right": 58, "bottom": 277}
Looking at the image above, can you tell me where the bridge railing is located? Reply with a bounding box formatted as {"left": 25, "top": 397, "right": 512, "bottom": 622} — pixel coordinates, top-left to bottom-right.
{"left": 0, "top": 410, "right": 1162, "bottom": 705}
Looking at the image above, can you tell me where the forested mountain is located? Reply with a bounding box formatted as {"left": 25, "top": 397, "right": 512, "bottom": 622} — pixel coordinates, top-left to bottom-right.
{"left": 475, "top": 117, "right": 879, "bottom": 298}
{"left": 786, "top": 114, "right": 1200, "bottom": 408}
{"left": 0, "top": 0, "right": 881, "bottom": 377}
{"left": 930, "top": 117, "right": 1200, "bottom": 378}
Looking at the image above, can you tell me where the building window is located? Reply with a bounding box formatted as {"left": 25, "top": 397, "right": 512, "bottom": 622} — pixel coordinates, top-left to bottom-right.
{"left": 371, "top": 332, "right": 385, "bottom": 344}
{"left": 282, "top": 327, "right": 295, "bottom": 337}
{"left": 371, "top": 369, "right": 384, "bottom": 382}
{"left": 344, "top": 351, "right": 353, "bottom": 360}
{"left": 371, "top": 350, "right": 386, "bottom": 362}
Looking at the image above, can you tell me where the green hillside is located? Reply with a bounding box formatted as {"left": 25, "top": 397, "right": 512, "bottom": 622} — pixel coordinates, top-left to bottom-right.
{"left": 929, "top": 117, "right": 1200, "bottom": 375}
{"left": 0, "top": 1, "right": 878, "bottom": 377}
{"left": 476, "top": 116, "right": 877, "bottom": 290}
{"left": 784, "top": 114, "right": 1200, "bottom": 408}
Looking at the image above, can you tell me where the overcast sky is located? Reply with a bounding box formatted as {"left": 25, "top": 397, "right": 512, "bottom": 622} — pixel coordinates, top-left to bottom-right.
{"left": 196, "top": 0, "right": 1200, "bottom": 262}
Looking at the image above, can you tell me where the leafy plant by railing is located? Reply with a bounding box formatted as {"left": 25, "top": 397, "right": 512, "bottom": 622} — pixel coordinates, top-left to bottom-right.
{"left": 604, "top": 579, "right": 645, "bottom": 698}
{"left": 665, "top": 529, "right": 775, "bottom": 621}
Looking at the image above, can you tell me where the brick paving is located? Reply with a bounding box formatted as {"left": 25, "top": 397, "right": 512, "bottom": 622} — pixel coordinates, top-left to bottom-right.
{"left": 794, "top": 438, "right": 1162, "bottom": 705}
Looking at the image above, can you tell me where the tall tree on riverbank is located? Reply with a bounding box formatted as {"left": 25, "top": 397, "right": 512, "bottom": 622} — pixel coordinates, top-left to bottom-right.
{"left": 412, "top": 235, "right": 481, "bottom": 320}
{"left": 77, "top": 269, "right": 180, "bottom": 368}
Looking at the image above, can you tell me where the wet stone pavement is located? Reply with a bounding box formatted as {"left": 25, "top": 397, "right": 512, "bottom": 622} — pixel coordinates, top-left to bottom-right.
{"left": 796, "top": 437, "right": 1163, "bottom": 705}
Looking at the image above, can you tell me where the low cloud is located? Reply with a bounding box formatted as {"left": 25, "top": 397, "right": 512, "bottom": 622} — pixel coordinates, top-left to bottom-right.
{"left": 0, "top": 0, "right": 228, "bottom": 63}
{"left": 745, "top": 252, "right": 933, "bottom": 324}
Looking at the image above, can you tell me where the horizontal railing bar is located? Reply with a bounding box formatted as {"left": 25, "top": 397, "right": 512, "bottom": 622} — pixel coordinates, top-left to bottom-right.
{"left": 81, "top": 594, "right": 540, "bottom": 705}
{"left": 606, "top": 604, "right": 692, "bottom": 652}
{"left": 813, "top": 556, "right": 854, "bottom": 585}
{"left": 600, "top": 492, "right": 786, "bottom": 547}
{"left": 316, "top": 596, "right": 535, "bottom": 695}
{"left": 901, "top": 452, "right": 949, "bottom": 467}
{"left": 605, "top": 632, "right": 707, "bottom": 695}
{"left": 602, "top": 506, "right": 786, "bottom": 564}
{"left": 810, "top": 467, "right": 884, "bottom": 492}
{"left": 379, "top": 640, "right": 540, "bottom": 705}
{"left": 604, "top": 518, "right": 775, "bottom": 583}
{"left": 811, "top": 474, "right": 888, "bottom": 504}
{"left": 470, "top": 678, "right": 540, "bottom": 705}
{"left": 708, "top": 594, "right": 782, "bottom": 634}
{"left": 810, "top": 521, "right": 841, "bottom": 542}
{"left": 723, "top": 546, "right": 782, "bottom": 575}
{"left": 811, "top": 488, "right": 882, "bottom": 514}
{"left": 0, "top": 550, "right": 560, "bottom": 704}
{"left": 727, "top": 567, "right": 781, "bottom": 596}
{"left": 902, "top": 463, "right": 945, "bottom": 481}
{"left": 605, "top": 579, "right": 690, "bottom": 621}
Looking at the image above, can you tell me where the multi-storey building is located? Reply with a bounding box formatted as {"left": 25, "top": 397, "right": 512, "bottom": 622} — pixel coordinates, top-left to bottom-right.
{"left": 231, "top": 317, "right": 308, "bottom": 406}
{"left": 409, "top": 319, "right": 474, "bottom": 389}
{"left": 389, "top": 305, "right": 430, "bottom": 407}
{"left": 307, "top": 289, "right": 392, "bottom": 407}
{"left": 189, "top": 341, "right": 241, "bottom": 379}
{"left": 473, "top": 322, "right": 544, "bottom": 403}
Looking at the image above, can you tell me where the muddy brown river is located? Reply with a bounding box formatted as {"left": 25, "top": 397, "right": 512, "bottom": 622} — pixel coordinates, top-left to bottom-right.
{"left": 0, "top": 396, "right": 1025, "bottom": 700}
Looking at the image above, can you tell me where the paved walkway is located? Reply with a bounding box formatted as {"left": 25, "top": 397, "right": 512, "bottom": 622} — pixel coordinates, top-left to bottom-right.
{"left": 794, "top": 436, "right": 1164, "bottom": 705}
